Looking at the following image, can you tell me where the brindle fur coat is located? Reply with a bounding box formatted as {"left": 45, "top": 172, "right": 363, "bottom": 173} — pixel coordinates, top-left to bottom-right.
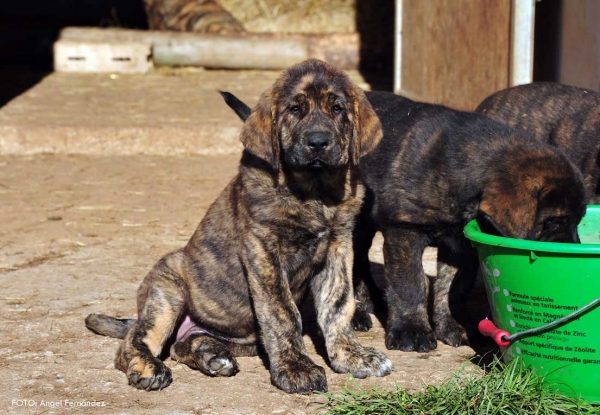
{"left": 85, "top": 59, "right": 392, "bottom": 394}
{"left": 477, "top": 82, "right": 600, "bottom": 203}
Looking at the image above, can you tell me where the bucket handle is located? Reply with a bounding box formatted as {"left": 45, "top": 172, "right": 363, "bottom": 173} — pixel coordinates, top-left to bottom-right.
{"left": 478, "top": 319, "right": 511, "bottom": 347}
{"left": 479, "top": 296, "right": 600, "bottom": 347}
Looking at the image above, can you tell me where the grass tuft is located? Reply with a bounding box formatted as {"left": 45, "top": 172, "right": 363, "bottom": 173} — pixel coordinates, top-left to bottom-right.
{"left": 321, "top": 358, "right": 600, "bottom": 415}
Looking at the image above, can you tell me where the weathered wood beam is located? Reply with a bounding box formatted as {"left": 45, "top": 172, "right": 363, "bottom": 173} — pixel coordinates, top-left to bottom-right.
{"left": 59, "top": 27, "right": 360, "bottom": 70}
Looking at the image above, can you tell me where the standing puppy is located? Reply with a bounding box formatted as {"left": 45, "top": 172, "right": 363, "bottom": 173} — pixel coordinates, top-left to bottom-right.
{"left": 85, "top": 59, "right": 391, "bottom": 394}
{"left": 476, "top": 82, "right": 600, "bottom": 203}
{"left": 218, "top": 90, "right": 587, "bottom": 353}
{"left": 354, "top": 91, "right": 586, "bottom": 352}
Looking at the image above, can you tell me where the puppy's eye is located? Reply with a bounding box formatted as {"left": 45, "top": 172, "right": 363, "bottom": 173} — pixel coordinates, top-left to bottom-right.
{"left": 289, "top": 105, "right": 301, "bottom": 115}
{"left": 332, "top": 104, "right": 344, "bottom": 114}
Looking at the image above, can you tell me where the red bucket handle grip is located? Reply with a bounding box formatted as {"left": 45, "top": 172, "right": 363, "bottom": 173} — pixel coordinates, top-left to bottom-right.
{"left": 478, "top": 319, "right": 511, "bottom": 347}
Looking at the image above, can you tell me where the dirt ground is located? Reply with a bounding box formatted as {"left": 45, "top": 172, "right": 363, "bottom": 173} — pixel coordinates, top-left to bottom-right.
{"left": 0, "top": 154, "right": 485, "bottom": 415}
{"left": 0, "top": 69, "right": 485, "bottom": 415}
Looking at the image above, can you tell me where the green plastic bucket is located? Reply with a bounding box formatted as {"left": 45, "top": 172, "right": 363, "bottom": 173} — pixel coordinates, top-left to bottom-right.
{"left": 464, "top": 205, "right": 600, "bottom": 403}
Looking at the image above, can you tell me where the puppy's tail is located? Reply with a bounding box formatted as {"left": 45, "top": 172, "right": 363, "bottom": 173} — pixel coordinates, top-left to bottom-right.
{"left": 219, "top": 90, "right": 251, "bottom": 122}
{"left": 85, "top": 313, "right": 136, "bottom": 339}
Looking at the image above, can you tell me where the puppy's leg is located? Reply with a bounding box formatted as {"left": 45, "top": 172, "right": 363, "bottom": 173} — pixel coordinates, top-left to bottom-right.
{"left": 382, "top": 227, "right": 436, "bottom": 352}
{"left": 170, "top": 334, "right": 239, "bottom": 377}
{"left": 115, "top": 252, "right": 186, "bottom": 391}
{"left": 313, "top": 238, "right": 392, "bottom": 378}
{"left": 432, "top": 243, "right": 478, "bottom": 347}
{"left": 243, "top": 233, "right": 327, "bottom": 394}
{"left": 351, "top": 215, "right": 378, "bottom": 331}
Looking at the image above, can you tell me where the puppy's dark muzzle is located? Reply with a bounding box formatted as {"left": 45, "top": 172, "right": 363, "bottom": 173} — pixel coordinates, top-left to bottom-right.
{"left": 305, "top": 131, "right": 333, "bottom": 156}
{"left": 539, "top": 226, "right": 581, "bottom": 243}
{"left": 292, "top": 130, "right": 341, "bottom": 168}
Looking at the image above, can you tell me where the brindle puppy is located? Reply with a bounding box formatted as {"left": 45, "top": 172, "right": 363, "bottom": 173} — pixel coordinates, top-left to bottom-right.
{"left": 219, "top": 90, "right": 588, "bottom": 353}
{"left": 85, "top": 59, "right": 391, "bottom": 394}
{"left": 143, "top": 0, "right": 244, "bottom": 33}
{"left": 476, "top": 82, "right": 600, "bottom": 203}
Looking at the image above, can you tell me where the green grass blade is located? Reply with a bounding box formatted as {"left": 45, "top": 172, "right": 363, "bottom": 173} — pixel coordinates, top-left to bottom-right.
{"left": 321, "top": 358, "right": 600, "bottom": 415}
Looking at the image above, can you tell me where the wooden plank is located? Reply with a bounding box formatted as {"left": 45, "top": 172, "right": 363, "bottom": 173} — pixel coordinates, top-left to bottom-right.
{"left": 59, "top": 27, "right": 360, "bottom": 70}
{"left": 558, "top": 0, "right": 600, "bottom": 91}
{"left": 399, "top": 0, "right": 511, "bottom": 110}
{"left": 54, "top": 40, "right": 152, "bottom": 73}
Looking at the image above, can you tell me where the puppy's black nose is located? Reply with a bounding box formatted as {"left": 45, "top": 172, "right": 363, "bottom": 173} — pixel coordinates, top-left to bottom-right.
{"left": 307, "top": 132, "right": 331, "bottom": 150}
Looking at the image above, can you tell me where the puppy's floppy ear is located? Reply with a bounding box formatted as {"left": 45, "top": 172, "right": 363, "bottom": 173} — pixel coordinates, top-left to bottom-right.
{"left": 477, "top": 213, "right": 508, "bottom": 237}
{"left": 239, "top": 90, "right": 279, "bottom": 168}
{"left": 351, "top": 88, "right": 383, "bottom": 164}
{"left": 478, "top": 180, "right": 538, "bottom": 239}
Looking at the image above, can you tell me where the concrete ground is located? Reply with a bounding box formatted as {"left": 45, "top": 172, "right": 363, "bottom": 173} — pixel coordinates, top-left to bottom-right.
{"left": 0, "top": 69, "right": 485, "bottom": 414}
{"left": 0, "top": 68, "right": 371, "bottom": 156}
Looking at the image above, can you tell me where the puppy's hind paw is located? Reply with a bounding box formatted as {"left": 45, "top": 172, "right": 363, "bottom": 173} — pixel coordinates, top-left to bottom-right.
{"left": 434, "top": 319, "right": 470, "bottom": 348}
{"left": 170, "top": 335, "right": 239, "bottom": 377}
{"left": 198, "top": 350, "right": 239, "bottom": 377}
{"left": 351, "top": 307, "right": 373, "bottom": 332}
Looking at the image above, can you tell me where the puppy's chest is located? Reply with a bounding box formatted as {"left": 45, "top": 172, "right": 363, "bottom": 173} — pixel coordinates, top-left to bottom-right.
{"left": 277, "top": 226, "right": 331, "bottom": 265}
{"left": 274, "top": 201, "right": 350, "bottom": 261}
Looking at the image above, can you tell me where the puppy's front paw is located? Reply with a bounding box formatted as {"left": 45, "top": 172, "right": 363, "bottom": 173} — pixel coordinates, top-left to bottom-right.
{"left": 385, "top": 324, "right": 437, "bottom": 352}
{"left": 271, "top": 355, "right": 327, "bottom": 394}
{"left": 330, "top": 344, "right": 392, "bottom": 378}
{"left": 127, "top": 356, "right": 172, "bottom": 391}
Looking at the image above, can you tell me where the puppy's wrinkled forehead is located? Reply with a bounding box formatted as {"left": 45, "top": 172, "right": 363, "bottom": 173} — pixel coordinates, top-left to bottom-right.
{"left": 276, "top": 61, "right": 353, "bottom": 107}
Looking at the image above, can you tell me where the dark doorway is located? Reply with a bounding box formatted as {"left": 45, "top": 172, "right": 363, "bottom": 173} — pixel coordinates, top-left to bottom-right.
{"left": 0, "top": 0, "right": 148, "bottom": 106}
{"left": 355, "top": 0, "right": 395, "bottom": 91}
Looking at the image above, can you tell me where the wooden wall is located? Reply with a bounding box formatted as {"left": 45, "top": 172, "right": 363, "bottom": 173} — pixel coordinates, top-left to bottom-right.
{"left": 557, "top": 0, "right": 600, "bottom": 91}
{"left": 398, "top": 0, "right": 512, "bottom": 110}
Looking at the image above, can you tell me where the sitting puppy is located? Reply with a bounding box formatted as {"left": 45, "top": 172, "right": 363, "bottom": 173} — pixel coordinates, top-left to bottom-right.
{"left": 85, "top": 59, "right": 392, "bottom": 394}
{"left": 476, "top": 82, "right": 600, "bottom": 203}
{"left": 220, "top": 90, "right": 587, "bottom": 353}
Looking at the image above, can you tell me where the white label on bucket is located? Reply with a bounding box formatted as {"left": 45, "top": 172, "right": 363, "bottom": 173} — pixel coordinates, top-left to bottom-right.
{"left": 503, "top": 289, "right": 509, "bottom": 297}
{"left": 507, "top": 305, "right": 513, "bottom": 312}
